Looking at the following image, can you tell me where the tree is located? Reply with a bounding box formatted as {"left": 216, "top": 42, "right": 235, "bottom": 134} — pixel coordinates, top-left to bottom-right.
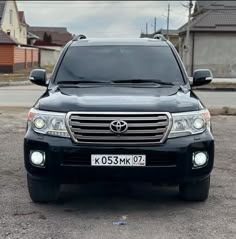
{"left": 48, "top": 34, "right": 52, "bottom": 43}
{"left": 43, "top": 32, "right": 48, "bottom": 41}
{"left": 43, "top": 32, "right": 52, "bottom": 43}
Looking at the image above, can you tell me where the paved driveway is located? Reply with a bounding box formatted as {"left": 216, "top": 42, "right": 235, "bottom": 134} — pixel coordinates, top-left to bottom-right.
{"left": 0, "top": 109, "right": 235, "bottom": 239}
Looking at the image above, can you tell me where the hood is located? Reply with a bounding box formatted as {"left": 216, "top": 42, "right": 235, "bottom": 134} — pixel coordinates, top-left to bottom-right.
{"left": 35, "top": 85, "right": 202, "bottom": 113}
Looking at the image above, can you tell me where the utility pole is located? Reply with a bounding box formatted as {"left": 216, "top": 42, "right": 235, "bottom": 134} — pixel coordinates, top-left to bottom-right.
{"left": 146, "top": 22, "right": 148, "bottom": 35}
{"left": 186, "top": 0, "right": 193, "bottom": 75}
{"left": 167, "top": 3, "right": 170, "bottom": 40}
{"left": 154, "top": 17, "right": 157, "bottom": 33}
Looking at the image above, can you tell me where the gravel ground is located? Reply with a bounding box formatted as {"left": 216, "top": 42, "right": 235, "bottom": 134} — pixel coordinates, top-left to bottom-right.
{"left": 0, "top": 108, "right": 235, "bottom": 239}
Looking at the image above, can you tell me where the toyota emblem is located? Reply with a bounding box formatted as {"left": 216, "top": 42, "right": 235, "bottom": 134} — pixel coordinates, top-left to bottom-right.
{"left": 109, "top": 120, "right": 128, "bottom": 134}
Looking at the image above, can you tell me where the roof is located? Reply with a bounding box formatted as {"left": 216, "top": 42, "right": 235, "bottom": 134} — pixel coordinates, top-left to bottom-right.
{"left": 27, "top": 31, "right": 40, "bottom": 40}
{"left": 195, "top": 1, "right": 236, "bottom": 12}
{"left": 71, "top": 38, "right": 168, "bottom": 47}
{"left": 0, "top": 0, "right": 6, "bottom": 24}
{"left": 180, "top": 9, "right": 236, "bottom": 33}
{"left": 0, "top": 30, "right": 18, "bottom": 44}
{"left": 140, "top": 29, "right": 178, "bottom": 39}
{"left": 156, "top": 29, "right": 179, "bottom": 36}
{"left": 29, "top": 26, "right": 73, "bottom": 46}
{"left": 193, "top": 1, "right": 236, "bottom": 17}
{"left": 179, "top": 0, "right": 236, "bottom": 33}
{"left": 35, "top": 46, "right": 61, "bottom": 51}
{"left": 29, "top": 26, "right": 68, "bottom": 33}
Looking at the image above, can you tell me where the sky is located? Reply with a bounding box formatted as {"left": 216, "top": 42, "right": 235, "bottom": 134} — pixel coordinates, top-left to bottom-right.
{"left": 17, "top": 1, "right": 191, "bottom": 37}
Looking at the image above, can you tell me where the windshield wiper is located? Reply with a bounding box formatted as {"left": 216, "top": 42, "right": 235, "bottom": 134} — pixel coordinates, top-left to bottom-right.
{"left": 112, "top": 79, "right": 176, "bottom": 86}
{"left": 57, "top": 80, "right": 107, "bottom": 84}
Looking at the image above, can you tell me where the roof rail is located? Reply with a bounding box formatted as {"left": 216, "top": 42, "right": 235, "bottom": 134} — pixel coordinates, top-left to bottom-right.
{"left": 72, "top": 34, "right": 87, "bottom": 41}
{"left": 153, "top": 34, "right": 167, "bottom": 41}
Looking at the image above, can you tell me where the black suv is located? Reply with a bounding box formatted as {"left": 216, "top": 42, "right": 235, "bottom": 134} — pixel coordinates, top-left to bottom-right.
{"left": 24, "top": 36, "right": 214, "bottom": 203}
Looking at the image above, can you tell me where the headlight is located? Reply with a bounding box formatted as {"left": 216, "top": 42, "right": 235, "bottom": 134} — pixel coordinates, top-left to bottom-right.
{"left": 27, "top": 108, "right": 70, "bottom": 138}
{"left": 34, "top": 117, "right": 46, "bottom": 129}
{"left": 168, "top": 109, "right": 211, "bottom": 138}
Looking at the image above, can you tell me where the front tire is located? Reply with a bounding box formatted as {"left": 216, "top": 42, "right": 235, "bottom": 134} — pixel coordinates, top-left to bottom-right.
{"left": 179, "top": 176, "right": 210, "bottom": 201}
{"left": 27, "top": 174, "right": 60, "bottom": 203}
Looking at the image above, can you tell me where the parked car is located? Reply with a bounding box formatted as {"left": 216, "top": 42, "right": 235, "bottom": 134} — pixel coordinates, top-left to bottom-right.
{"left": 24, "top": 35, "right": 214, "bottom": 203}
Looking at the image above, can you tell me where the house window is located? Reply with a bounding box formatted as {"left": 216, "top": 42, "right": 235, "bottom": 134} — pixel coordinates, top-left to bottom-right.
{"left": 9, "top": 10, "right": 13, "bottom": 25}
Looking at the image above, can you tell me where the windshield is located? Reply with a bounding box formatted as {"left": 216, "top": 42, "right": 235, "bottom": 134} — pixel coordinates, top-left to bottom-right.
{"left": 55, "top": 45, "right": 184, "bottom": 84}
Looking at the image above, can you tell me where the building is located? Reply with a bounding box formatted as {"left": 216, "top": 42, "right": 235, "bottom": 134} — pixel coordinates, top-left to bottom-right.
{"left": 140, "top": 29, "right": 179, "bottom": 49}
{"left": 29, "top": 26, "right": 73, "bottom": 47}
{"left": 0, "top": 0, "right": 27, "bottom": 45}
{"left": 0, "top": 0, "right": 38, "bottom": 73}
{"left": 179, "top": 0, "right": 236, "bottom": 77}
{"left": 27, "top": 26, "right": 73, "bottom": 67}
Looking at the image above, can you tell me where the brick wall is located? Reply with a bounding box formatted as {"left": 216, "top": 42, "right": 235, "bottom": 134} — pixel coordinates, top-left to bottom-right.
{"left": 32, "top": 50, "right": 38, "bottom": 62}
{"left": 0, "top": 45, "right": 14, "bottom": 73}
{"left": 14, "top": 47, "right": 39, "bottom": 64}
{"left": 0, "top": 45, "right": 39, "bottom": 73}
{"left": 14, "top": 47, "right": 25, "bottom": 63}
{"left": 0, "top": 45, "right": 14, "bottom": 64}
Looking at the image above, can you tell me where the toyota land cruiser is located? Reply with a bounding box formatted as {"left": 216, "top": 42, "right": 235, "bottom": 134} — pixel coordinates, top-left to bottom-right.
{"left": 24, "top": 35, "right": 214, "bottom": 203}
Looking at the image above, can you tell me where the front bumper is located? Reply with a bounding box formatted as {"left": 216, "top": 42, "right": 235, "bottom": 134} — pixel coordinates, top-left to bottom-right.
{"left": 24, "top": 128, "right": 214, "bottom": 184}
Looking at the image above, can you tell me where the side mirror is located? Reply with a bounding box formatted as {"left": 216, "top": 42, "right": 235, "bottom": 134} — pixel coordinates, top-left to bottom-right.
{"left": 29, "top": 69, "right": 48, "bottom": 87}
{"left": 192, "top": 69, "right": 213, "bottom": 87}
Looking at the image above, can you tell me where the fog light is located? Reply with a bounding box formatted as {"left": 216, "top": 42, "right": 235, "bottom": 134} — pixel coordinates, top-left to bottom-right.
{"left": 193, "top": 152, "right": 208, "bottom": 168}
{"left": 30, "top": 151, "right": 45, "bottom": 167}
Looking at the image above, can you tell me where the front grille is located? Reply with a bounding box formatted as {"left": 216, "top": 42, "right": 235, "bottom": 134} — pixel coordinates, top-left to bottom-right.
{"left": 66, "top": 112, "right": 171, "bottom": 145}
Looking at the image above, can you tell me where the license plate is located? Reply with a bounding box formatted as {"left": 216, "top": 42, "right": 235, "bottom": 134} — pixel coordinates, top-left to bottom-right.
{"left": 91, "top": 155, "right": 146, "bottom": 167}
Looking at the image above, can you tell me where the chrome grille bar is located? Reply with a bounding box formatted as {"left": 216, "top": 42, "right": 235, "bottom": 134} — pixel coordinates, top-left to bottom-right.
{"left": 71, "top": 128, "right": 167, "bottom": 134}
{"left": 69, "top": 121, "right": 169, "bottom": 128}
{"left": 73, "top": 135, "right": 163, "bottom": 141}
{"left": 66, "top": 112, "right": 172, "bottom": 145}
{"left": 70, "top": 116, "right": 168, "bottom": 121}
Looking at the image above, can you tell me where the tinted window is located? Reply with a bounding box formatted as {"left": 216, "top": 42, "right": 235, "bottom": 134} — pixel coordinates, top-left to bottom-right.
{"left": 56, "top": 46, "right": 184, "bottom": 84}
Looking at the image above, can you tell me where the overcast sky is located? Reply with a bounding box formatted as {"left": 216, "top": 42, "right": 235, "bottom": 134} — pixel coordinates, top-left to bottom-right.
{"left": 17, "top": 1, "right": 190, "bottom": 37}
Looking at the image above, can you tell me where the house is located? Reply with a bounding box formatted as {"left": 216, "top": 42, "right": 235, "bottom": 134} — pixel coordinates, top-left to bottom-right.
{"left": 0, "top": 0, "right": 38, "bottom": 73}
{"left": 140, "top": 29, "right": 179, "bottom": 49}
{"left": 29, "top": 26, "right": 73, "bottom": 48}
{"left": 27, "top": 26, "right": 73, "bottom": 68}
{"left": 179, "top": 0, "right": 236, "bottom": 77}
{"left": 0, "top": 0, "right": 27, "bottom": 45}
